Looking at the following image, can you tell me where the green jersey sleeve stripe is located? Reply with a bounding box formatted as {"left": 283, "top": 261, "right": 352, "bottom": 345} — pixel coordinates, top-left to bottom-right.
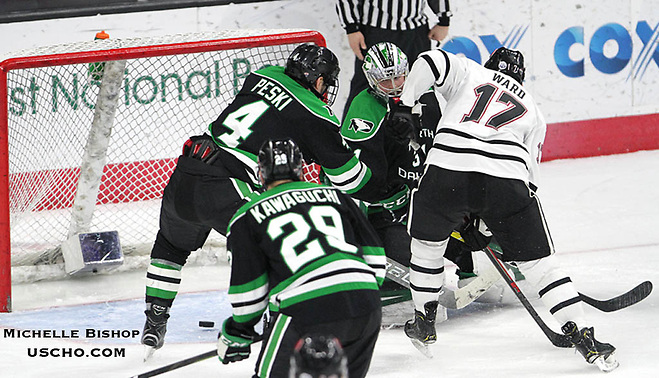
{"left": 331, "top": 165, "right": 372, "bottom": 194}
{"left": 323, "top": 155, "right": 360, "bottom": 177}
{"left": 361, "top": 246, "right": 386, "bottom": 285}
{"left": 269, "top": 253, "right": 367, "bottom": 296}
{"left": 271, "top": 281, "right": 379, "bottom": 311}
{"left": 233, "top": 311, "right": 263, "bottom": 325}
{"left": 228, "top": 281, "right": 269, "bottom": 304}
{"left": 232, "top": 297, "right": 269, "bottom": 323}
{"left": 228, "top": 272, "right": 269, "bottom": 295}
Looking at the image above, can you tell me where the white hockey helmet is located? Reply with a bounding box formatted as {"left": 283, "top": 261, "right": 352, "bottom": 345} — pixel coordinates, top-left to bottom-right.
{"left": 362, "top": 42, "right": 409, "bottom": 98}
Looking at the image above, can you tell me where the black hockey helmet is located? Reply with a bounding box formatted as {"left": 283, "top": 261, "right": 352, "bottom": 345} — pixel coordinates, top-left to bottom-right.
{"left": 285, "top": 43, "right": 340, "bottom": 105}
{"left": 257, "top": 138, "right": 304, "bottom": 187}
{"left": 289, "top": 333, "right": 348, "bottom": 378}
{"left": 484, "top": 47, "right": 526, "bottom": 84}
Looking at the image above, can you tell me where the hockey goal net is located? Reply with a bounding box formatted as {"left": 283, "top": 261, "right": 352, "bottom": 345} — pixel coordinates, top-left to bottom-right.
{"left": 0, "top": 29, "right": 325, "bottom": 312}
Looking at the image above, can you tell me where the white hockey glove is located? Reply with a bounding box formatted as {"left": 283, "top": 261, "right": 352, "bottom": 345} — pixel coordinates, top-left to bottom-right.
{"left": 217, "top": 318, "right": 260, "bottom": 364}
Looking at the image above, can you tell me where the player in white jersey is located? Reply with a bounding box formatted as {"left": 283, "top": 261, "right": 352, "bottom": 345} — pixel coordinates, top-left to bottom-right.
{"left": 397, "top": 47, "right": 618, "bottom": 371}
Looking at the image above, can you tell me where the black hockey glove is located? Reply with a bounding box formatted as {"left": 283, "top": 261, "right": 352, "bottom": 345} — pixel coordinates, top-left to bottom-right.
{"left": 379, "top": 184, "right": 410, "bottom": 224}
{"left": 217, "top": 318, "right": 260, "bottom": 364}
{"left": 182, "top": 134, "right": 220, "bottom": 164}
{"left": 459, "top": 215, "right": 493, "bottom": 251}
{"left": 385, "top": 97, "right": 420, "bottom": 143}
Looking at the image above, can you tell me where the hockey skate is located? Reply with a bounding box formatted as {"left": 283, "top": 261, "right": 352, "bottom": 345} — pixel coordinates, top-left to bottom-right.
{"left": 404, "top": 301, "right": 438, "bottom": 358}
{"left": 141, "top": 300, "right": 170, "bottom": 361}
{"left": 561, "top": 321, "right": 619, "bottom": 372}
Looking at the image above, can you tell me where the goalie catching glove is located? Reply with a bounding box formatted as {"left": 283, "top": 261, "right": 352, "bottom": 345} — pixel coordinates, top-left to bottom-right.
{"left": 459, "top": 215, "right": 493, "bottom": 251}
{"left": 385, "top": 97, "right": 420, "bottom": 143}
{"left": 217, "top": 318, "right": 260, "bottom": 364}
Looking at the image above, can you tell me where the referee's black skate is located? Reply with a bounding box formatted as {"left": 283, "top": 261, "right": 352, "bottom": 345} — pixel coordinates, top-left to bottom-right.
{"left": 142, "top": 299, "right": 170, "bottom": 361}
{"left": 404, "top": 301, "right": 438, "bottom": 358}
{"left": 561, "top": 321, "right": 619, "bottom": 372}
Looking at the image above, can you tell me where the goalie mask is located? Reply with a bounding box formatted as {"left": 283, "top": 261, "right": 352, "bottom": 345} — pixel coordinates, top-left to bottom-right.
{"left": 362, "top": 42, "right": 409, "bottom": 98}
{"left": 285, "top": 43, "right": 340, "bottom": 106}
{"left": 484, "top": 47, "right": 526, "bottom": 84}
{"left": 289, "top": 333, "right": 348, "bottom": 378}
{"left": 257, "top": 138, "right": 304, "bottom": 187}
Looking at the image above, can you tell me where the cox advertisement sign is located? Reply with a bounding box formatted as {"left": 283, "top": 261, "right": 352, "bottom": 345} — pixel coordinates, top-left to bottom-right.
{"left": 443, "top": 21, "right": 658, "bottom": 81}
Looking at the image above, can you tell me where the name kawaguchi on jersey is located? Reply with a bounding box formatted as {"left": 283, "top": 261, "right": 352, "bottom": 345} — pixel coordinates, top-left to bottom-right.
{"left": 249, "top": 188, "right": 342, "bottom": 223}
{"left": 492, "top": 72, "right": 526, "bottom": 99}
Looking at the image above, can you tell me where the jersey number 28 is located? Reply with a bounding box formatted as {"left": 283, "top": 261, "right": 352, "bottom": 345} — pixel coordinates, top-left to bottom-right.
{"left": 267, "top": 205, "right": 358, "bottom": 273}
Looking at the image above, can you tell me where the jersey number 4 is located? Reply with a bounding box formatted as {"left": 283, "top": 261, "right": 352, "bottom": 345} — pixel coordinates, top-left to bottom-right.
{"left": 267, "top": 206, "right": 358, "bottom": 273}
{"left": 461, "top": 84, "right": 527, "bottom": 129}
{"left": 216, "top": 100, "right": 269, "bottom": 147}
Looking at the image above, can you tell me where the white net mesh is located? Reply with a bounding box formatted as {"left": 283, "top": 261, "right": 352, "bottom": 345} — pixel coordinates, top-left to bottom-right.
{"left": 2, "top": 29, "right": 321, "bottom": 280}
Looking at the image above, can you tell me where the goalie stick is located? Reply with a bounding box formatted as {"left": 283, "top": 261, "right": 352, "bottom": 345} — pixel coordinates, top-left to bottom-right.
{"left": 387, "top": 252, "right": 653, "bottom": 312}
{"left": 483, "top": 246, "right": 572, "bottom": 348}
{"left": 385, "top": 257, "right": 501, "bottom": 309}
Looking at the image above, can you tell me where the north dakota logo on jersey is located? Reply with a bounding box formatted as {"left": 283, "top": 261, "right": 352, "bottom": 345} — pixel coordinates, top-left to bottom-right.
{"left": 348, "top": 118, "right": 375, "bottom": 134}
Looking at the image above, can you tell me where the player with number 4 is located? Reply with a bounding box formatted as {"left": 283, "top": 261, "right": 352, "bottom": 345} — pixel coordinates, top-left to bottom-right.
{"left": 141, "top": 43, "right": 400, "bottom": 359}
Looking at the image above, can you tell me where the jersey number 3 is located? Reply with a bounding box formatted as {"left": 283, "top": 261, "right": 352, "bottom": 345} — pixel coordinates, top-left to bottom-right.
{"left": 461, "top": 84, "right": 527, "bottom": 129}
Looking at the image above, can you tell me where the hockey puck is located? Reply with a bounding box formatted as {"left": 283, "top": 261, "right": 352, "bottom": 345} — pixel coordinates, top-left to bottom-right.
{"left": 198, "top": 321, "right": 215, "bottom": 328}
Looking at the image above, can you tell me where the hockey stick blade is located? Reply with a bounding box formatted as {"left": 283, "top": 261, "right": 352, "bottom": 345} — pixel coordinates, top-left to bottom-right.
{"left": 483, "top": 247, "right": 572, "bottom": 348}
{"left": 580, "top": 281, "right": 653, "bottom": 313}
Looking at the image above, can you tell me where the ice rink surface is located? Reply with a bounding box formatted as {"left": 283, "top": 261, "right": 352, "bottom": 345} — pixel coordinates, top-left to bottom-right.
{"left": 1, "top": 150, "right": 658, "bottom": 377}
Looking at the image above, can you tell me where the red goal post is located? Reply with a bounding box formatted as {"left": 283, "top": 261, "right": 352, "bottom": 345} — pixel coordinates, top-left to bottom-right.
{"left": 0, "top": 29, "right": 326, "bottom": 312}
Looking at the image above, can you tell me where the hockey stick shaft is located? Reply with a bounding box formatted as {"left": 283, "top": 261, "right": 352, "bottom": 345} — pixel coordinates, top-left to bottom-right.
{"left": 483, "top": 246, "right": 572, "bottom": 348}
{"left": 132, "top": 349, "right": 217, "bottom": 378}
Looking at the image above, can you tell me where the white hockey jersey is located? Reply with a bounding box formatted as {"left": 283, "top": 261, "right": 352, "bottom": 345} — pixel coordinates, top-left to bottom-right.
{"left": 399, "top": 49, "right": 546, "bottom": 190}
